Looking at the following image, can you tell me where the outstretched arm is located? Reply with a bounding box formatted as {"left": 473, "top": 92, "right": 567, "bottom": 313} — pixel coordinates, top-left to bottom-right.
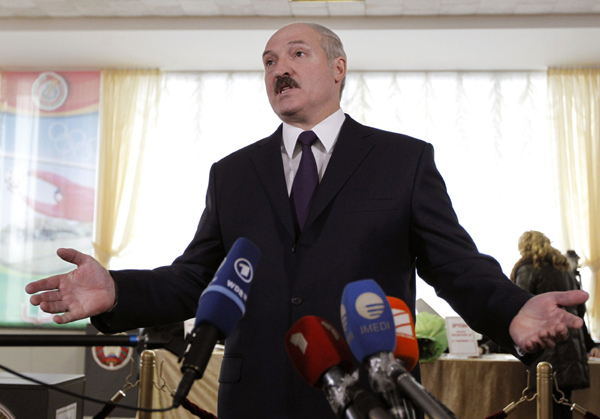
{"left": 25, "top": 248, "right": 116, "bottom": 324}
{"left": 509, "top": 290, "right": 588, "bottom": 353}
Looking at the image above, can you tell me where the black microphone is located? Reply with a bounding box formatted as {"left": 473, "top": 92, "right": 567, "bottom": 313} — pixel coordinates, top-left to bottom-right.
{"left": 172, "top": 238, "right": 260, "bottom": 407}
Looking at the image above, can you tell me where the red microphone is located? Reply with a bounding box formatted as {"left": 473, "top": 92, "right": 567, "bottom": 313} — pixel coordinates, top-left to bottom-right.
{"left": 285, "top": 316, "right": 395, "bottom": 419}
{"left": 284, "top": 315, "right": 353, "bottom": 387}
{"left": 387, "top": 297, "right": 419, "bottom": 372}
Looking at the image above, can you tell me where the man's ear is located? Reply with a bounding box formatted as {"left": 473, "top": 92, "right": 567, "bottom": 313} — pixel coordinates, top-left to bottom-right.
{"left": 333, "top": 56, "right": 347, "bottom": 83}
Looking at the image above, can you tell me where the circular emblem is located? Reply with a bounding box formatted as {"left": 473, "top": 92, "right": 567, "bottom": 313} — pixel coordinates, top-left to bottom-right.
{"left": 355, "top": 292, "right": 385, "bottom": 320}
{"left": 235, "top": 258, "right": 254, "bottom": 283}
{"left": 92, "top": 336, "right": 133, "bottom": 371}
{"left": 31, "top": 72, "right": 69, "bottom": 111}
{"left": 0, "top": 403, "right": 16, "bottom": 419}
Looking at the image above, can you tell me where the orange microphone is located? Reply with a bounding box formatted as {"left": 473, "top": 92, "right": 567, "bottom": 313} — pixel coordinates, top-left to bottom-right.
{"left": 387, "top": 297, "right": 419, "bottom": 372}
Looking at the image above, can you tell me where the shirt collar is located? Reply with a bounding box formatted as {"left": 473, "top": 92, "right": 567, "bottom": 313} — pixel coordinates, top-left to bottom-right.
{"left": 282, "top": 108, "right": 346, "bottom": 157}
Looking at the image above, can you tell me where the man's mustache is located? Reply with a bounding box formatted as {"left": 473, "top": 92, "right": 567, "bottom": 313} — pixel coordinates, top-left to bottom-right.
{"left": 274, "top": 75, "right": 300, "bottom": 94}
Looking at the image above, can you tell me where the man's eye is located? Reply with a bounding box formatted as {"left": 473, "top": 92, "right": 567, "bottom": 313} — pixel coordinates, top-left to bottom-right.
{"left": 295, "top": 51, "right": 305, "bottom": 57}
{"left": 264, "top": 60, "right": 274, "bottom": 67}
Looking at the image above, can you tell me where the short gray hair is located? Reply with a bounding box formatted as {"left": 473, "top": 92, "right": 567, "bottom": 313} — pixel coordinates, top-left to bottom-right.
{"left": 304, "top": 23, "right": 347, "bottom": 97}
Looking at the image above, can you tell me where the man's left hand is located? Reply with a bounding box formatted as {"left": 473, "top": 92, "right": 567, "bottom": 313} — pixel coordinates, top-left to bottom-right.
{"left": 509, "top": 290, "right": 588, "bottom": 354}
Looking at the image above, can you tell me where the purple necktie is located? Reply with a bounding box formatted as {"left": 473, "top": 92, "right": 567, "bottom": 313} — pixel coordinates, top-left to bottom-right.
{"left": 291, "top": 130, "right": 319, "bottom": 230}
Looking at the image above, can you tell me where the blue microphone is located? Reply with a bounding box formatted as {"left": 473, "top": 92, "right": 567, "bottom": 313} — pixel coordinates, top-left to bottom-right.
{"left": 340, "top": 279, "right": 396, "bottom": 362}
{"left": 341, "top": 280, "right": 454, "bottom": 419}
{"left": 173, "top": 237, "right": 260, "bottom": 407}
{"left": 341, "top": 280, "right": 409, "bottom": 418}
{"left": 194, "top": 237, "right": 260, "bottom": 335}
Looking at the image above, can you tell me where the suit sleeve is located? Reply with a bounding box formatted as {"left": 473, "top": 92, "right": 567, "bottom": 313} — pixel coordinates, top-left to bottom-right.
{"left": 408, "top": 143, "right": 532, "bottom": 354}
{"left": 92, "top": 164, "right": 226, "bottom": 333}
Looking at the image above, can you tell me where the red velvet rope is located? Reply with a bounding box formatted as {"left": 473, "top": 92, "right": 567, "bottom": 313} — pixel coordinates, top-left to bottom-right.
{"left": 92, "top": 403, "right": 117, "bottom": 419}
{"left": 180, "top": 397, "right": 218, "bottom": 419}
{"left": 484, "top": 411, "right": 508, "bottom": 419}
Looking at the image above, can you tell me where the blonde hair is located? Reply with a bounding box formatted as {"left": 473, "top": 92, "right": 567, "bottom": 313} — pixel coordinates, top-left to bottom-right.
{"left": 517, "top": 230, "right": 570, "bottom": 272}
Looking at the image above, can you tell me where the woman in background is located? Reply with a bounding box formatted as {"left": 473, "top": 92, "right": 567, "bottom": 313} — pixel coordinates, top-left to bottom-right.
{"left": 565, "top": 249, "right": 600, "bottom": 359}
{"left": 511, "top": 231, "right": 599, "bottom": 419}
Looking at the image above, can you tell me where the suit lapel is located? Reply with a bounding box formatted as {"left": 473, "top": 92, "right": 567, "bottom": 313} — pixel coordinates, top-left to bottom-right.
{"left": 249, "top": 126, "right": 296, "bottom": 239}
{"left": 304, "top": 116, "right": 375, "bottom": 230}
{"left": 248, "top": 117, "right": 375, "bottom": 240}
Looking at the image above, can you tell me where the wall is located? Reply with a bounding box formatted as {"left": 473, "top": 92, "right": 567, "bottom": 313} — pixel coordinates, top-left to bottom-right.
{"left": 0, "top": 328, "right": 86, "bottom": 375}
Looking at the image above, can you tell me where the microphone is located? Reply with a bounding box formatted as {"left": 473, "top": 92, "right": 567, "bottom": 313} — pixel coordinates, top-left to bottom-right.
{"left": 341, "top": 279, "right": 408, "bottom": 419}
{"left": 341, "top": 280, "right": 454, "bottom": 419}
{"left": 173, "top": 237, "right": 260, "bottom": 407}
{"left": 285, "top": 315, "right": 394, "bottom": 419}
{"left": 387, "top": 297, "right": 419, "bottom": 372}
{"left": 387, "top": 297, "right": 419, "bottom": 419}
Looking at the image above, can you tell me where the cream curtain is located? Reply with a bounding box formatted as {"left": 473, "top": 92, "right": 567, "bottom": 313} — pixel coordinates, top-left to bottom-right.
{"left": 111, "top": 71, "right": 558, "bottom": 320}
{"left": 549, "top": 67, "right": 600, "bottom": 337}
{"left": 93, "top": 69, "right": 161, "bottom": 268}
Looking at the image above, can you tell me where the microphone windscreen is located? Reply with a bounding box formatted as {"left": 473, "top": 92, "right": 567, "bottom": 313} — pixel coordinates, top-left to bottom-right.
{"left": 387, "top": 297, "right": 419, "bottom": 372}
{"left": 340, "top": 279, "right": 396, "bottom": 363}
{"left": 285, "top": 316, "right": 353, "bottom": 387}
{"left": 194, "top": 237, "right": 260, "bottom": 336}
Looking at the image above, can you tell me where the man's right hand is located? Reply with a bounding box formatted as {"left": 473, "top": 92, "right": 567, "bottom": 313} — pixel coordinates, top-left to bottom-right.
{"left": 509, "top": 290, "right": 588, "bottom": 353}
{"left": 25, "top": 248, "right": 116, "bottom": 324}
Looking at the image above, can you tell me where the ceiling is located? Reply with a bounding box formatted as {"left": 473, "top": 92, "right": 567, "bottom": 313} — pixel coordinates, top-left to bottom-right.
{"left": 1, "top": 0, "right": 600, "bottom": 18}
{"left": 1, "top": 0, "right": 600, "bottom": 71}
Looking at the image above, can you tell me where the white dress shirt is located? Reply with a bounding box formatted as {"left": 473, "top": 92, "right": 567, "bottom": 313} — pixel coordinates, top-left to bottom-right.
{"left": 281, "top": 108, "right": 346, "bottom": 195}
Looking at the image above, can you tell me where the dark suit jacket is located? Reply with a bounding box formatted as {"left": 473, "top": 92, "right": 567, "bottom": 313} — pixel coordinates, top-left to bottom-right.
{"left": 93, "top": 116, "right": 532, "bottom": 419}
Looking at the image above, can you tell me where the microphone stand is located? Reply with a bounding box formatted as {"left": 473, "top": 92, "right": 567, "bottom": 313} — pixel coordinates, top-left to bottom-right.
{"left": 369, "top": 352, "right": 455, "bottom": 419}
{"left": 0, "top": 333, "right": 171, "bottom": 349}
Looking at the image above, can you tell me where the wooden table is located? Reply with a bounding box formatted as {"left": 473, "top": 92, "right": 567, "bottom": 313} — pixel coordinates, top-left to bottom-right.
{"left": 421, "top": 354, "right": 600, "bottom": 419}
{"left": 149, "top": 350, "right": 600, "bottom": 419}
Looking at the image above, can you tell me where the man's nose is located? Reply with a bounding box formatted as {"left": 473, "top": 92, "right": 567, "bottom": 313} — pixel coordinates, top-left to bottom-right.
{"left": 274, "top": 71, "right": 290, "bottom": 81}
{"left": 273, "top": 57, "right": 293, "bottom": 77}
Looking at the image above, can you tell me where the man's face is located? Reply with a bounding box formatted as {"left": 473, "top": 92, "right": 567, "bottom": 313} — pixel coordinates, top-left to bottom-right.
{"left": 262, "top": 24, "right": 346, "bottom": 129}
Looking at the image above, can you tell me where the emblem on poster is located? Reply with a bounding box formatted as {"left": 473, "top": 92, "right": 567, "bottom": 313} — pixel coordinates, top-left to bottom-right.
{"left": 92, "top": 333, "right": 134, "bottom": 371}
{"left": 0, "top": 403, "right": 16, "bottom": 419}
{"left": 31, "top": 71, "right": 69, "bottom": 111}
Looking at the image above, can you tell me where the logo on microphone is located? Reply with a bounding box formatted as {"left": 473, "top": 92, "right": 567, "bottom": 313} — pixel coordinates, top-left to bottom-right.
{"left": 355, "top": 292, "right": 385, "bottom": 320}
{"left": 289, "top": 332, "right": 308, "bottom": 354}
{"left": 321, "top": 320, "right": 341, "bottom": 340}
{"left": 340, "top": 304, "right": 354, "bottom": 343}
{"left": 340, "top": 304, "right": 348, "bottom": 332}
{"left": 235, "top": 258, "right": 254, "bottom": 283}
{"left": 392, "top": 308, "right": 414, "bottom": 337}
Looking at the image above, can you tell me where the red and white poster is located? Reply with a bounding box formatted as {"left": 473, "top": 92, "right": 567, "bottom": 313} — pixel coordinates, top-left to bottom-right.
{"left": 0, "top": 71, "right": 100, "bottom": 327}
{"left": 445, "top": 316, "right": 479, "bottom": 356}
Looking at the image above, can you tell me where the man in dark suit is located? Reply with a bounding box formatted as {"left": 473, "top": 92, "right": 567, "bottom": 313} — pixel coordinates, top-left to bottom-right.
{"left": 26, "top": 23, "right": 588, "bottom": 419}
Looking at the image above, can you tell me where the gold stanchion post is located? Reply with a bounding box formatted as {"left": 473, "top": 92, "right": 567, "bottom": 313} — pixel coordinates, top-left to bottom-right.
{"left": 137, "top": 350, "right": 156, "bottom": 419}
{"left": 537, "top": 361, "right": 553, "bottom": 419}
